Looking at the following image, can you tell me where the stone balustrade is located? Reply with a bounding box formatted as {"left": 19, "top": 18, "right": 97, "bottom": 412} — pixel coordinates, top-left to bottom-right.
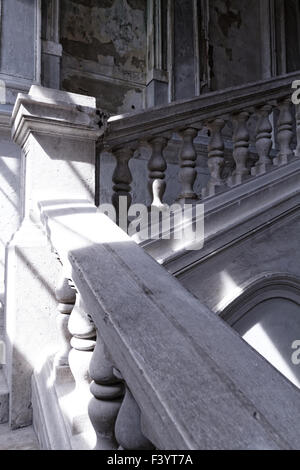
{"left": 37, "top": 200, "right": 300, "bottom": 450}
{"left": 6, "top": 79, "right": 300, "bottom": 449}
{"left": 101, "top": 72, "right": 300, "bottom": 213}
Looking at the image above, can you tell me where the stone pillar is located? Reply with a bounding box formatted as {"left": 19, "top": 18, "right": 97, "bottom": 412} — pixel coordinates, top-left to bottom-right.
{"left": 0, "top": 0, "right": 41, "bottom": 335}
{"left": 5, "top": 85, "right": 103, "bottom": 428}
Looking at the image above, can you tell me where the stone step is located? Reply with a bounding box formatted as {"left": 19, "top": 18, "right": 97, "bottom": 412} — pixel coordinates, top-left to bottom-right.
{"left": 0, "top": 423, "right": 39, "bottom": 450}
{"left": 0, "top": 369, "right": 9, "bottom": 424}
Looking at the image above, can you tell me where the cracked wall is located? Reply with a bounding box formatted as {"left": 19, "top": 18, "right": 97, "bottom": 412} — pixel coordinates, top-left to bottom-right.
{"left": 60, "top": 0, "right": 147, "bottom": 115}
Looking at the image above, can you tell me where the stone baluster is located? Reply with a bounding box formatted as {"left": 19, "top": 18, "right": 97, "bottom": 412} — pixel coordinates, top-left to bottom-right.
{"left": 202, "top": 117, "right": 226, "bottom": 198}
{"left": 68, "top": 294, "right": 96, "bottom": 398}
{"left": 112, "top": 146, "right": 134, "bottom": 228}
{"left": 54, "top": 274, "right": 76, "bottom": 367}
{"left": 88, "top": 332, "right": 124, "bottom": 450}
{"left": 251, "top": 104, "right": 273, "bottom": 176}
{"left": 296, "top": 103, "right": 300, "bottom": 158}
{"left": 228, "top": 111, "right": 250, "bottom": 187}
{"left": 273, "top": 98, "right": 294, "bottom": 166}
{"left": 178, "top": 127, "right": 199, "bottom": 201}
{"left": 115, "top": 371, "right": 155, "bottom": 450}
{"left": 148, "top": 136, "right": 169, "bottom": 208}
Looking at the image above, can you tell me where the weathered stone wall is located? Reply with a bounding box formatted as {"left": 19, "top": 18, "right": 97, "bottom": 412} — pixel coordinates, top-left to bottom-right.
{"left": 285, "top": 0, "right": 300, "bottom": 73}
{"left": 60, "top": 0, "right": 147, "bottom": 115}
{"left": 173, "top": 0, "right": 195, "bottom": 101}
{"left": 208, "top": 0, "right": 262, "bottom": 90}
{"left": 0, "top": 0, "right": 38, "bottom": 85}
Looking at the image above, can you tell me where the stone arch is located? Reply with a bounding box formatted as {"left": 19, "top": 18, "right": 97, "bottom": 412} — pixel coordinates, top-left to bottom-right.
{"left": 220, "top": 273, "right": 300, "bottom": 388}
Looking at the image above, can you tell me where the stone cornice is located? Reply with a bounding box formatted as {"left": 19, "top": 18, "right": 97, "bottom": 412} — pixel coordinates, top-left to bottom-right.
{"left": 0, "top": 106, "right": 13, "bottom": 130}
{"left": 11, "top": 86, "right": 106, "bottom": 147}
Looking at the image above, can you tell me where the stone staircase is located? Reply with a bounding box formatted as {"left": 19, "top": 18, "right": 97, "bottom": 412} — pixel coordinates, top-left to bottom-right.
{"left": 3, "top": 79, "right": 300, "bottom": 450}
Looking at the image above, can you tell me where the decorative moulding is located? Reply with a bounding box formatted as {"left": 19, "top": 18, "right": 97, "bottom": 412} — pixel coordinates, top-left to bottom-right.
{"left": 10, "top": 85, "right": 105, "bottom": 147}
{"left": 220, "top": 273, "right": 300, "bottom": 324}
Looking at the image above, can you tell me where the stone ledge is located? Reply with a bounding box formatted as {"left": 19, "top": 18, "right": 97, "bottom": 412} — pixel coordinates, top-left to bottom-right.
{"left": 11, "top": 85, "right": 104, "bottom": 147}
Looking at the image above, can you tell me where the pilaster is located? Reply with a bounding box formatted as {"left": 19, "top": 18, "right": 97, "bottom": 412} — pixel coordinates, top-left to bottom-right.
{"left": 4, "top": 85, "right": 104, "bottom": 428}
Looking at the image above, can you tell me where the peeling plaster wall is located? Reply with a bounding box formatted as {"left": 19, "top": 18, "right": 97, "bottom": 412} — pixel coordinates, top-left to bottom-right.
{"left": 60, "top": 0, "right": 147, "bottom": 115}
{"left": 208, "top": 0, "right": 262, "bottom": 90}
{"left": 0, "top": 0, "right": 37, "bottom": 82}
{"left": 173, "top": 0, "right": 195, "bottom": 101}
{"left": 285, "top": 0, "right": 300, "bottom": 73}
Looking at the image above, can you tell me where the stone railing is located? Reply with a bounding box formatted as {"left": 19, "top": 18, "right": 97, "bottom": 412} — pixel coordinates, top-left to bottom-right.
{"left": 37, "top": 200, "right": 300, "bottom": 450}
{"left": 100, "top": 72, "right": 300, "bottom": 214}
{"left": 6, "top": 80, "right": 300, "bottom": 450}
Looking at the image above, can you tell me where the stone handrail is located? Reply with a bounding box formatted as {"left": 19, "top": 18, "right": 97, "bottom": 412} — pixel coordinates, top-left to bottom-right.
{"left": 105, "top": 72, "right": 300, "bottom": 146}
{"left": 39, "top": 199, "right": 300, "bottom": 450}
{"left": 100, "top": 72, "right": 300, "bottom": 214}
